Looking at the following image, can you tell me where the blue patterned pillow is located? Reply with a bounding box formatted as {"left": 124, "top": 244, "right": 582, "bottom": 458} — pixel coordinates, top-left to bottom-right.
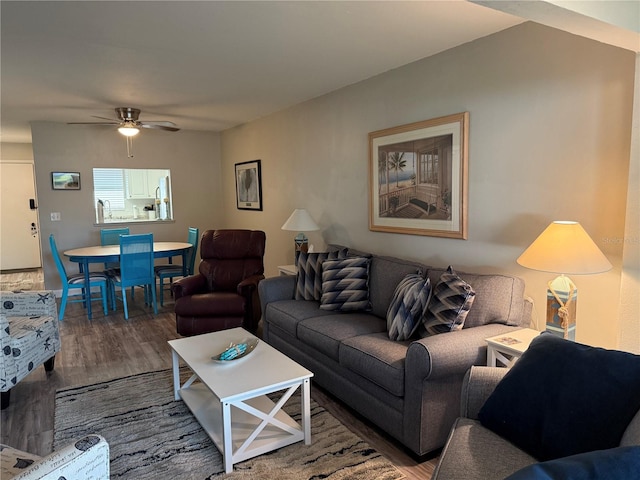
{"left": 295, "top": 249, "right": 348, "bottom": 301}
{"left": 387, "top": 274, "right": 432, "bottom": 341}
{"left": 319, "top": 256, "right": 371, "bottom": 311}
{"left": 423, "top": 266, "right": 475, "bottom": 335}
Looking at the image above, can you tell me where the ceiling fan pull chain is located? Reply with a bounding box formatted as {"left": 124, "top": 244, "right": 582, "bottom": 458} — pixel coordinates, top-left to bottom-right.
{"left": 126, "top": 136, "right": 134, "bottom": 158}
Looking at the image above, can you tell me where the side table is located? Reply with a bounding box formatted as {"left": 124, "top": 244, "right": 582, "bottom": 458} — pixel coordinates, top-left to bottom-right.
{"left": 486, "top": 328, "right": 540, "bottom": 367}
{"left": 277, "top": 264, "right": 297, "bottom": 276}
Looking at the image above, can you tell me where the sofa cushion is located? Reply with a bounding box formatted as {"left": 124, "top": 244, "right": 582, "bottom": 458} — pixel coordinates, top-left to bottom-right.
{"left": 387, "top": 274, "right": 432, "bottom": 341}
{"left": 504, "top": 446, "right": 640, "bottom": 480}
{"left": 365, "top": 256, "right": 424, "bottom": 320}
{"left": 423, "top": 266, "right": 475, "bottom": 335}
{"left": 264, "top": 300, "right": 335, "bottom": 338}
{"left": 297, "top": 314, "right": 386, "bottom": 361}
{"left": 319, "top": 256, "right": 371, "bottom": 312}
{"left": 340, "top": 332, "right": 409, "bottom": 397}
{"left": 295, "top": 249, "right": 348, "bottom": 301}
{"left": 478, "top": 334, "right": 640, "bottom": 461}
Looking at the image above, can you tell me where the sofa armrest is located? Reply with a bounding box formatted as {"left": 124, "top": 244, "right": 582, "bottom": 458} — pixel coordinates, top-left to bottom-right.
{"left": 461, "top": 366, "right": 508, "bottom": 420}
{"left": 172, "top": 273, "right": 207, "bottom": 300}
{"left": 258, "top": 275, "right": 296, "bottom": 313}
{"left": 406, "top": 323, "right": 523, "bottom": 381}
{"left": 13, "top": 435, "right": 109, "bottom": 480}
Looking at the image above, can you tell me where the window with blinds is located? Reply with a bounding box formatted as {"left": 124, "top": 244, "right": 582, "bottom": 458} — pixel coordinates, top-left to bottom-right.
{"left": 93, "top": 168, "right": 125, "bottom": 210}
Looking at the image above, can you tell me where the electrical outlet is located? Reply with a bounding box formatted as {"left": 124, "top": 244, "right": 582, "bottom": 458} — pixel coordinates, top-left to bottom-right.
{"left": 50, "top": 212, "right": 61, "bottom": 221}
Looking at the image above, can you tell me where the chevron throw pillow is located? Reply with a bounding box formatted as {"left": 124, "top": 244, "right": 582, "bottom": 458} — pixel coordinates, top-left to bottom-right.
{"left": 423, "top": 266, "right": 475, "bottom": 335}
{"left": 319, "top": 256, "right": 371, "bottom": 311}
{"left": 295, "top": 249, "right": 348, "bottom": 301}
{"left": 387, "top": 274, "right": 432, "bottom": 341}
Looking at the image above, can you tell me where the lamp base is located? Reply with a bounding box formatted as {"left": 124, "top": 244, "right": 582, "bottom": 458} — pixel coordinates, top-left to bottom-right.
{"left": 293, "top": 233, "right": 308, "bottom": 266}
{"left": 545, "top": 275, "right": 577, "bottom": 341}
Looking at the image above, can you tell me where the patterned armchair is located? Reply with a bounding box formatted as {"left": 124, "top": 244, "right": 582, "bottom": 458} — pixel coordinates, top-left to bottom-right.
{"left": 0, "top": 434, "right": 109, "bottom": 479}
{"left": 0, "top": 290, "right": 61, "bottom": 409}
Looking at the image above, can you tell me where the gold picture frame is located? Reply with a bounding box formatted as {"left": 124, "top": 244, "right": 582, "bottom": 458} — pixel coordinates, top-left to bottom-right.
{"left": 369, "top": 112, "right": 469, "bottom": 239}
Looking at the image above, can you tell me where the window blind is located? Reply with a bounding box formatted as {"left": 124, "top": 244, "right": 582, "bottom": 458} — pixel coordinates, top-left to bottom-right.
{"left": 93, "top": 168, "right": 125, "bottom": 210}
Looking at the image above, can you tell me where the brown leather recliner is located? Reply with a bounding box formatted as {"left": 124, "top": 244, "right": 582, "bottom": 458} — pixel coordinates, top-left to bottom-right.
{"left": 172, "top": 229, "right": 266, "bottom": 336}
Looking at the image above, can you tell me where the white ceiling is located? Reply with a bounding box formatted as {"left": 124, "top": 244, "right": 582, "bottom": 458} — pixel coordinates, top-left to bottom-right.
{"left": 1, "top": 1, "right": 637, "bottom": 144}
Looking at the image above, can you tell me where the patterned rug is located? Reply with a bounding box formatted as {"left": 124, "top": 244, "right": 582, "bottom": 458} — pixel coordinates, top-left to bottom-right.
{"left": 54, "top": 368, "right": 405, "bottom": 479}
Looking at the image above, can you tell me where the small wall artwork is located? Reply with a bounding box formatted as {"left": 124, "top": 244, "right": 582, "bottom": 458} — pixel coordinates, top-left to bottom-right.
{"left": 51, "top": 172, "right": 81, "bottom": 190}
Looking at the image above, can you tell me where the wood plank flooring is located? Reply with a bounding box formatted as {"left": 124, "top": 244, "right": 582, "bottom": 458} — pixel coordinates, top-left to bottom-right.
{"left": 0, "top": 271, "right": 437, "bottom": 478}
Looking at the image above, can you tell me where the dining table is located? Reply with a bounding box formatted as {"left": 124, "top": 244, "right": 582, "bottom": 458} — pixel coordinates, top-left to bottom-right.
{"left": 63, "top": 241, "right": 192, "bottom": 319}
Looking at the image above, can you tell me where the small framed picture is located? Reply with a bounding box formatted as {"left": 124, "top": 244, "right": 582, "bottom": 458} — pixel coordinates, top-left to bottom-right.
{"left": 51, "top": 172, "right": 81, "bottom": 190}
{"left": 235, "top": 160, "right": 262, "bottom": 211}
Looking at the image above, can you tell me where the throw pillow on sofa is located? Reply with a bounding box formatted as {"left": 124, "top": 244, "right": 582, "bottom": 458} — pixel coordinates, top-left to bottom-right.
{"left": 503, "top": 446, "right": 640, "bottom": 480}
{"left": 387, "top": 274, "right": 432, "bottom": 341}
{"left": 319, "top": 256, "right": 371, "bottom": 312}
{"left": 422, "top": 266, "right": 475, "bottom": 335}
{"left": 295, "top": 249, "right": 348, "bottom": 301}
{"left": 478, "top": 334, "right": 640, "bottom": 461}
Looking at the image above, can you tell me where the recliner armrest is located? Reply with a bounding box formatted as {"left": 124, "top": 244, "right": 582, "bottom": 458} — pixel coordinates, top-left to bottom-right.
{"left": 461, "top": 366, "right": 508, "bottom": 420}
{"left": 172, "top": 274, "right": 207, "bottom": 300}
{"left": 237, "top": 274, "right": 265, "bottom": 297}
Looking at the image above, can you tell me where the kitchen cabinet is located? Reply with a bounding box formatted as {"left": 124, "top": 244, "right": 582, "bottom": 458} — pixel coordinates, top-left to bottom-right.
{"left": 125, "top": 170, "right": 160, "bottom": 199}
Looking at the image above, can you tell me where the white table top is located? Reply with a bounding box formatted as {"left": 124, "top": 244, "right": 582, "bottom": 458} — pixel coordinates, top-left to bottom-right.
{"left": 64, "top": 241, "right": 191, "bottom": 258}
{"left": 485, "top": 328, "right": 540, "bottom": 355}
{"left": 169, "top": 327, "right": 313, "bottom": 402}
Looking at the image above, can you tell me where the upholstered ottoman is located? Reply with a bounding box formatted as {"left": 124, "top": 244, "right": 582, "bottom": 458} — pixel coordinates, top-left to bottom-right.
{"left": 0, "top": 290, "right": 61, "bottom": 409}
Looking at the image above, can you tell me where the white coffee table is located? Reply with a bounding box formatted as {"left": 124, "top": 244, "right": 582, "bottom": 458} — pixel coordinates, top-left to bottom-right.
{"left": 168, "top": 327, "right": 314, "bottom": 473}
{"left": 486, "top": 328, "right": 540, "bottom": 367}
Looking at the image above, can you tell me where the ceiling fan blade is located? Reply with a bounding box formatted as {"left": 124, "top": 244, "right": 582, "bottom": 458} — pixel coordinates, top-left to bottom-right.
{"left": 91, "top": 115, "right": 119, "bottom": 121}
{"left": 67, "top": 121, "right": 118, "bottom": 125}
{"left": 140, "top": 123, "right": 180, "bottom": 132}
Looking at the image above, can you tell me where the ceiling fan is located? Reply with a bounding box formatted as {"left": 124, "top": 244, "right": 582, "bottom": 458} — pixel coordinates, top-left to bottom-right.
{"left": 68, "top": 107, "right": 179, "bottom": 157}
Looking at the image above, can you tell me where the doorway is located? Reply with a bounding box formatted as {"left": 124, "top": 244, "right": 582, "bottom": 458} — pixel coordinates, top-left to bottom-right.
{"left": 0, "top": 162, "right": 42, "bottom": 270}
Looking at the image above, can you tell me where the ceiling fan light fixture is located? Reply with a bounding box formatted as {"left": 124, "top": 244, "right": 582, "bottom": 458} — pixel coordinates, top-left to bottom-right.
{"left": 118, "top": 124, "right": 140, "bottom": 137}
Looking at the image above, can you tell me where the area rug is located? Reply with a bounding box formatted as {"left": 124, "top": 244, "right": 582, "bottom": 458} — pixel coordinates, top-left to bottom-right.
{"left": 54, "top": 368, "right": 405, "bottom": 479}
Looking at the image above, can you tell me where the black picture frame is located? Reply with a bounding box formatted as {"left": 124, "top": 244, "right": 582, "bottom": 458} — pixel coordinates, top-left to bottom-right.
{"left": 51, "top": 172, "right": 81, "bottom": 190}
{"left": 235, "top": 160, "right": 262, "bottom": 211}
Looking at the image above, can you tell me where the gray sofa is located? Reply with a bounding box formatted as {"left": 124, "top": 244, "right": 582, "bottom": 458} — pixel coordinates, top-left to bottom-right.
{"left": 258, "top": 247, "right": 532, "bottom": 455}
{"left": 433, "top": 365, "right": 640, "bottom": 479}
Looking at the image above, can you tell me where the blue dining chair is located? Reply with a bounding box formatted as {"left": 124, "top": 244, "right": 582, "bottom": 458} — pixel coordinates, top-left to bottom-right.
{"left": 112, "top": 233, "right": 157, "bottom": 320}
{"left": 100, "top": 227, "right": 129, "bottom": 269}
{"left": 154, "top": 227, "right": 199, "bottom": 306}
{"left": 49, "top": 234, "right": 109, "bottom": 320}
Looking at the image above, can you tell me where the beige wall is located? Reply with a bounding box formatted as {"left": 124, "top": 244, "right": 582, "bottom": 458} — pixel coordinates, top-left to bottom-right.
{"left": 1, "top": 142, "right": 34, "bottom": 161}
{"left": 31, "top": 122, "right": 221, "bottom": 291}
{"left": 618, "top": 53, "right": 640, "bottom": 354}
{"left": 220, "top": 22, "right": 635, "bottom": 349}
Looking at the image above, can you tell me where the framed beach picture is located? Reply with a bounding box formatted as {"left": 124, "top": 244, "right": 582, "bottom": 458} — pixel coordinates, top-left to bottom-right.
{"left": 235, "top": 160, "right": 262, "bottom": 211}
{"left": 51, "top": 171, "right": 81, "bottom": 190}
{"left": 369, "top": 112, "right": 469, "bottom": 239}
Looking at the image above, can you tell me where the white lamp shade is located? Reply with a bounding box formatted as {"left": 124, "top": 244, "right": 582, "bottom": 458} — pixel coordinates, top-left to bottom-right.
{"left": 281, "top": 209, "right": 319, "bottom": 232}
{"left": 517, "top": 221, "right": 612, "bottom": 275}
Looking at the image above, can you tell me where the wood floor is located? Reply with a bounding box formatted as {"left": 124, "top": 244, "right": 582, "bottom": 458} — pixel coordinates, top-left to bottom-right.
{"left": 0, "top": 270, "right": 437, "bottom": 479}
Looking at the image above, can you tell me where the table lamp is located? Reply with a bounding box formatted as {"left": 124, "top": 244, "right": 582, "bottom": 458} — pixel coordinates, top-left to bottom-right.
{"left": 516, "top": 221, "right": 612, "bottom": 340}
{"left": 281, "top": 208, "right": 319, "bottom": 264}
